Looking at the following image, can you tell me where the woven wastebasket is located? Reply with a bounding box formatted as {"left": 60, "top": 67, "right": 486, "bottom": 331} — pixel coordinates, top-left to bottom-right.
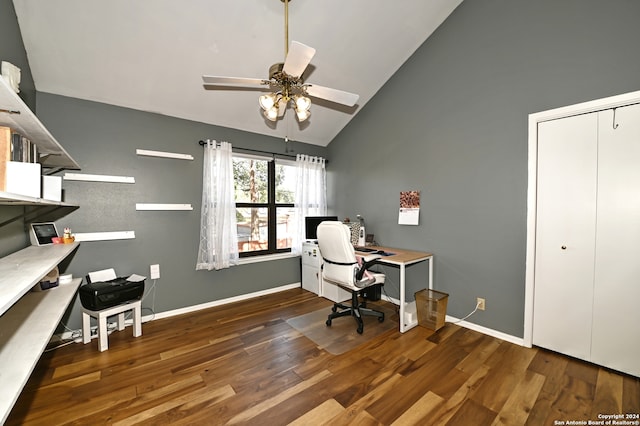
{"left": 415, "top": 289, "right": 449, "bottom": 331}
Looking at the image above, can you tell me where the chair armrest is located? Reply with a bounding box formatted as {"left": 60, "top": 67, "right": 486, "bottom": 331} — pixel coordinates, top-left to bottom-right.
{"left": 357, "top": 253, "right": 382, "bottom": 263}
{"left": 355, "top": 254, "right": 382, "bottom": 281}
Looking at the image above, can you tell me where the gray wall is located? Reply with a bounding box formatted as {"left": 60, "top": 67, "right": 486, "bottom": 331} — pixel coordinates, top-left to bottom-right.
{"left": 0, "top": 0, "right": 37, "bottom": 257}
{"left": 35, "top": 93, "right": 327, "bottom": 331}
{"left": 0, "top": 0, "right": 35, "bottom": 109}
{"left": 4, "top": 0, "right": 640, "bottom": 339}
{"left": 328, "top": 0, "right": 640, "bottom": 337}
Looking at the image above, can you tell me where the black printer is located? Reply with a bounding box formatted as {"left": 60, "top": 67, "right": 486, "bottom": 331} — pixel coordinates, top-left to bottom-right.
{"left": 79, "top": 277, "right": 145, "bottom": 311}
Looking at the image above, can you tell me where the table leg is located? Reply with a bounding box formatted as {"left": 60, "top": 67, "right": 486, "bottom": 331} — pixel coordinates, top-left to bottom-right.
{"left": 82, "top": 311, "right": 90, "bottom": 344}
{"left": 400, "top": 264, "right": 407, "bottom": 332}
{"left": 429, "top": 255, "right": 433, "bottom": 290}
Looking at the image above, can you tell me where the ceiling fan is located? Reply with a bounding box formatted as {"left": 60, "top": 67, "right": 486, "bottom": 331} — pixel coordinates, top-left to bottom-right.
{"left": 202, "top": 0, "right": 359, "bottom": 124}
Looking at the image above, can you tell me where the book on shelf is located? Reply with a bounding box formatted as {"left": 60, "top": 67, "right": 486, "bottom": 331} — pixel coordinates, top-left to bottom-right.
{"left": 1, "top": 125, "right": 41, "bottom": 194}
{"left": 0, "top": 126, "right": 10, "bottom": 189}
{"left": 1, "top": 125, "right": 38, "bottom": 164}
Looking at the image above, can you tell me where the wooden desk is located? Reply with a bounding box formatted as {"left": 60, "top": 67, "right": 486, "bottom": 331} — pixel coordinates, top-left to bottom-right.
{"left": 355, "top": 246, "right": 433, "bottom": 333}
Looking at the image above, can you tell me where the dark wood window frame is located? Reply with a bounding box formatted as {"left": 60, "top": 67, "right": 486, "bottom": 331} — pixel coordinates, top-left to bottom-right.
{"left": 235, "top": 159, "right": 294, "bottom": 258}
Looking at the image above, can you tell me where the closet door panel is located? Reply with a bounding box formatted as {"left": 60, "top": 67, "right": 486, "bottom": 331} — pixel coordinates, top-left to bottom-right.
{"left": 533, "top": 113, "right": 598, "bottom": 361}
{"left": 592, "top": 104, "right": 640, "bottom": 377}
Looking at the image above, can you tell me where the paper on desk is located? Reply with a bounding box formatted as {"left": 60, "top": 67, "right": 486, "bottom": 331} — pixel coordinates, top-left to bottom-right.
{"left": 127, "top": 274, "right": 146, "bottom": 282}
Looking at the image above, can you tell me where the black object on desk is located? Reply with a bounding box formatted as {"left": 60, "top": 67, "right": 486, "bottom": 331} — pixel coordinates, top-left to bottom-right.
{"left": 79, "top": 278, "right": 145, "bottom": 310}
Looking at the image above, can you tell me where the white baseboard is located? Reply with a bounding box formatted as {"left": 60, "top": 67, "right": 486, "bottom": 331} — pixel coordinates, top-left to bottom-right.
{"left": 56, "top": 283, "right": 525, "bottom": 348}
{"left": 445, "top": 315, "right": 525, "bottom": 346}
{"left": 146, "top": 282, "right": 300, "bottom": 322}
{"left": 56, "top": 282, "right": 301, "bottom": 342}
{"left": 380, "top": 294, "right": 524, "bottom": 347}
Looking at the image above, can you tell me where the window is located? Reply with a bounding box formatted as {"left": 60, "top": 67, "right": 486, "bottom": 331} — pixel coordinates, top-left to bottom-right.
{"left": 233, "top": 155, "right": 296, "bottom": 257}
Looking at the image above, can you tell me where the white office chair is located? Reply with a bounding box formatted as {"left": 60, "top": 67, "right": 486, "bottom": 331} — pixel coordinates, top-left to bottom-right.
{"left": 317, "top": 221, "right": 386, "bottom": 334}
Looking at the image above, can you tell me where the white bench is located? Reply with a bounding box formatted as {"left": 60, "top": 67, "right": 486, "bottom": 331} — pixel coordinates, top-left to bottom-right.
{"left": 81, "top": 300, "right": 142, "bottom": 351}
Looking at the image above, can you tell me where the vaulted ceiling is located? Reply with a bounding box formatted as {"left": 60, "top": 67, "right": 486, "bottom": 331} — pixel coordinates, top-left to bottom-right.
{"left": 13, "top": 0, "right": 462, "bottom": 146}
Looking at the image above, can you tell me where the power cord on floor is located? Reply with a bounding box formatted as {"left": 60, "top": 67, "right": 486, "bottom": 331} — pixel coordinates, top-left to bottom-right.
{"left": 448, "top": 299, "right": 482, "bottom": 324}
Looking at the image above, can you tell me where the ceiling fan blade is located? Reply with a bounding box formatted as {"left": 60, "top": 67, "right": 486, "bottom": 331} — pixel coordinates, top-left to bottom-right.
{"left": 305, "top": 84, "right": 359, "bottom": 107}
{"left": 202, "top": 75, "right": 267, "bottom": 88}
{"left": 282, "top": 41, "right": 316, "bottom": 78}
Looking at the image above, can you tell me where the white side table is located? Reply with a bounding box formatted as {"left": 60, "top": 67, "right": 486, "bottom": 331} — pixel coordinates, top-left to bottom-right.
{"left": 81, "top": 300, "right": 142, "bottom": 351}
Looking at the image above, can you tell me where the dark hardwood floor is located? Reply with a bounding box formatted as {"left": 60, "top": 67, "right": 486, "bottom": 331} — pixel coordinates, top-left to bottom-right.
{"left": 7, "top": 288, "right": 640, "bottom": 425}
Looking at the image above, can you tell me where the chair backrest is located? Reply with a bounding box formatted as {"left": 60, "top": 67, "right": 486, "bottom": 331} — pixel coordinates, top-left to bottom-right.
{"left": 317, "top": 221, "right": 358, "bottom": 285}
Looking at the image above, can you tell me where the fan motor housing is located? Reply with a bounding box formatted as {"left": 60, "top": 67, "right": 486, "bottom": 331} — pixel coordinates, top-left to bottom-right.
{"left": 269, "top": 63, "right": 285, "bottom": 79}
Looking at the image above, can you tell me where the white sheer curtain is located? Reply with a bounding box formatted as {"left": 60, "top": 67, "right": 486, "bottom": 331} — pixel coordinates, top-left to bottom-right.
{"left": 196, "top": 140, "right": 239, "bottom": 270}
{"left": 292, "top": 154, "right": 327, "bottom": 255}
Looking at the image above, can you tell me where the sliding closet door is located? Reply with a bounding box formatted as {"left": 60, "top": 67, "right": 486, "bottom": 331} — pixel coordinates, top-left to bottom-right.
{"left": 533, "top": 113, "right": 598, "bottom": 361}
{"left": 591, "top": 104, "right": 640, "bottom": 377}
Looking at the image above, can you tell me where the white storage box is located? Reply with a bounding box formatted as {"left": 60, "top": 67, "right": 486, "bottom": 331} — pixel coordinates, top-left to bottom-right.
{"left": 4, "top": 161, "right": 41, "bottom": 198}
{"left": 42, "top": 175, "right": 62, "bottom": 201}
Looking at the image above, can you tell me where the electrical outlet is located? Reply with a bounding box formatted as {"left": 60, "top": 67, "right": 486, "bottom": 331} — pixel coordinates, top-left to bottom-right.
{"left": 150, "top": 264, "right": 160, "bottom": 279}
{"left": 477, "top": 297, "right": 486, "bottom": 311}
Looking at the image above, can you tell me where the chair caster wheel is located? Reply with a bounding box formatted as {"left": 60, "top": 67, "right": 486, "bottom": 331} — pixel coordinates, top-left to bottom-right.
{"left": 378, "top": 314, "right": 385, "bottom": 323}
{"left": 357, "top": 326, "right": 363, "bottom": 334}
{"left": 331, "top": 306, "right": 337, "bottom": 313}
{"left": 326, "top": 319, "right": 332, "bottom": 327}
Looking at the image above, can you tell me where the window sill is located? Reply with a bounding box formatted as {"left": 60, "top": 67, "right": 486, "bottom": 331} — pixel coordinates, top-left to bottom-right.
{"left": 238, "top": 252, "right": 299, "bottom": 265}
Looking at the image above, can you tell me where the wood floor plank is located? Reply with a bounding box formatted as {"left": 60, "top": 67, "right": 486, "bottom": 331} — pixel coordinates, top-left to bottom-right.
{"left": 591, "top": 368, "right": 623, "bottom": 418}
{"left": 469, "top": 342, "right": 538, "bottom": 412}
{"left": 390, "top": 390, "right": 444, "bottom": 425}
{"left": 428, "top": 364, "right": 492, "bottom": 425}
{"left": 6, "top": 288, "right": 639, "bottom": 426}
{"left": 544, "top": 374, "right": 594, "bottom": 423}
{"left": 111, "top": 383, "right": 235, "bottom": 426}
{"left": 225, "top": 369, "right": 333, "bottom": 424}
{"left": 622, "top": 375, "right": 640, "bottom": 414}
{"left": 288, "top": 399, "right": 345, "bottom": 426}
{"left": 444, "top": 398, "right": 497, "bottom": 425}
{"left": 491, "top": 369, "right": 546, "bottom": 425}
{"left": 328, "top": 373, "right": 404, "bottom": 425}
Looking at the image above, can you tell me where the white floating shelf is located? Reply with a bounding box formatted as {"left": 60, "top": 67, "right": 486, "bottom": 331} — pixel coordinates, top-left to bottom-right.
{"left": 73, "top": 231, "right": 135, "bottom": 242}
{"left": 63, "top": 173, "right": 135, "bottom": 184}
{"left": 136, "top": 203, "right": 193, "bottom": 211}
{"left": 136, "top": 149, "right": 194, "bottom": 161}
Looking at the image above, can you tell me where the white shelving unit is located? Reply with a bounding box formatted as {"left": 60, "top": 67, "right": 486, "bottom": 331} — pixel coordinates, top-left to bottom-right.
{"left": 1, "top": 77, "right": 83, "bottom": 422}
{"left": 0, "top": 77, "right": 79, "bottom": 170}
{"left": 0, "top": 242, "right": 79, "bottom": 316}
{"left": 0, "top": 243, "right": 81, "bottom": 423}
{"left": 0, "top": 190, "right": 77, "bottom": 207}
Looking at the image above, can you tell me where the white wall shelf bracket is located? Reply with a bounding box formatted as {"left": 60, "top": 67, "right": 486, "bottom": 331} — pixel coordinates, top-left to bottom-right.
{"left": 73, "top": 231, "right": 135, "bottom": 242}
{"left": 63, "top": 173, "right": 135, "bottom": 184}
{"left": 136, "top": 149, "right": 194, "bottom": 161}
{"left": 136, "top": 203, "right": 193, "bottom": 211}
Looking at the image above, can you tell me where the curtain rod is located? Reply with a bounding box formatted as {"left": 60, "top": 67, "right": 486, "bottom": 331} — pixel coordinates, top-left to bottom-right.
{"left": 198, "top": 140, "right": 298, "bottom": 160}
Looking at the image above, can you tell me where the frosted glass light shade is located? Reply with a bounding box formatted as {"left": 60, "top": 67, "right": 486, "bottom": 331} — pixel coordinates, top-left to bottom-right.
{"left": 264, "top": 106, "right": 279, "bottom": 121}
{"left": 259, "top": 93, "right": 277, "bottom": 110}
{"left": 294, "top": 95, "right": 311, "bottom": 111}
{"left": 296, "top": 108, "right": 311, "bottom": 122}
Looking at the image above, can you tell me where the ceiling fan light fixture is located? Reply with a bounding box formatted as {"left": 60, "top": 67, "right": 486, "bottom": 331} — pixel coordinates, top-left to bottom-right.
{"left": 264, "top": 106, "right": 279, "bottom": 121}
{"left": 294, "top": 95, "right": 311, "bottom": 112}
{"left": 202, "top": 0, "right": 359, "bottom": 130}
{"left": 259, "top": 93, "right": 277, "bottom": 110}
{"left": 295, "top": 107, "right": 310, "bottom": 122}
